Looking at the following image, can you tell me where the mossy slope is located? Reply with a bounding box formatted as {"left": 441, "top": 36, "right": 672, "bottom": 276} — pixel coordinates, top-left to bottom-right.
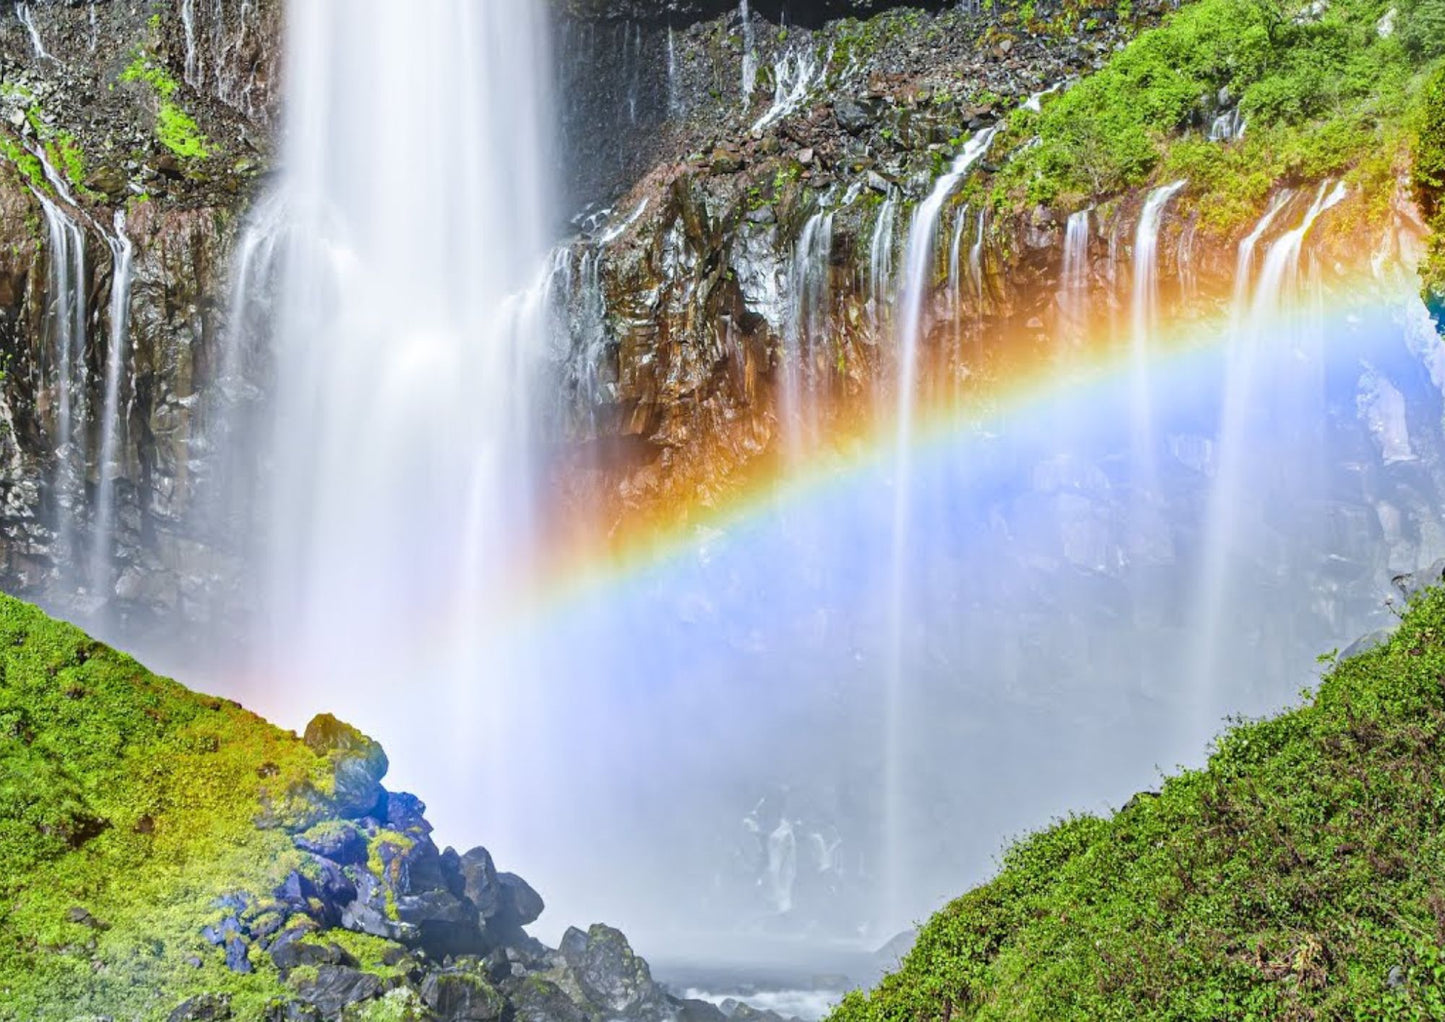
{"left": 833, "top": 588, "right": 1445, "bottom": 1022}
{"left": 0, "top": 593, "right": 330, "bottom": 1018}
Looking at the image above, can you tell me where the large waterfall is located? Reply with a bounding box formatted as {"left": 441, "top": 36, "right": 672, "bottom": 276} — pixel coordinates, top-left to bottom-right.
{"left": 253, "top": 0, "right": 553, "bottom": 846}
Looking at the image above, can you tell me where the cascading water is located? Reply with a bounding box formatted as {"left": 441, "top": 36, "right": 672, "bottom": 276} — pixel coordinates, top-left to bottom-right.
{"left": 739, "top": 0, "right": 757, "bottom": 99}
{"left": 1059, "top": 208, "right": 1092, "bottom": 352}
{"left": 752, "top": 45, "right": 823, "bottom": 133}
{"left": 89, "top": 212, "right": 135, "bottom": 603}
{"left": 868, "top": 196, "right": 899, "bottom": 339}
{"left": 968, "top": 208, "right": 988, "bottom": 312}
{"left": 247, "top": 0, "right": 553, "bottom": 859}
{"left": 15, "top": 2, "right": 47, "bottom": 59}
{"left": 881, "top": 124, "right": 998, "bottom": 931}
{"left": 1186, "top": 183, "right": 1346, "bottom": 742}
{"left": 780, "top": 211, "right": 834, "bottom": 460}
{"left": 1128, "top": 180, "right": 1186, "bottom": 495}
{"left": 33, "top": 190, "right": 87, "bottom": 575}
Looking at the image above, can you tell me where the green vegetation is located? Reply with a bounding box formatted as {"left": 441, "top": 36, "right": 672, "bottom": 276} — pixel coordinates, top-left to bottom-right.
{"left": 833, "top": 587, "right": 1445, "bottom": 1021}
{"left": 120, "top": 52, "right": 210, "bottom": 160}
{"left": 991, "top": 0, "right": 1438, "bottom": 234}
{"left": 0, "top": 594, "right": 332, "bottom": 1019}
{"left": 1416, "top": 64, "right": 1445, "bottom": 320}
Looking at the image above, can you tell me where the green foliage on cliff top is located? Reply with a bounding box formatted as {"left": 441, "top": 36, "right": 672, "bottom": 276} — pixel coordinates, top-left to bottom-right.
{"left": 992, "top": 0, "right": 1437, "bottom": 233}
{"left": 0, "top": 594, "right": 326, "bottom": 1019}
{"left": 832, "top": 587, "right": 1445, "bottom": 1022}
{"left": 1416, "top": 65, "right": 1445, "bottom": 322}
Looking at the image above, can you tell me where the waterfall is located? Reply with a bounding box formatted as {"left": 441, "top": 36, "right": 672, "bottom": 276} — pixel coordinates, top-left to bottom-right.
{"left": 780, "top": 211, "right": 833, "bottom": 460}
{"left": 89, "top": 212, "right": 135, "bottom": 602}
{"left": 88, "top": 2, "right": 97, "bottom": 52}
{"left": 740, "top": 0, "right": 756, "bottom": 99}
{"left": 667, "top": 27, "right": 681, "bottom": 117}
{"left": 1059, "top": 208, "right": 1091, "bottom": 350}
{"left": 182, "top": 0, "right": 200, "bottom": 87}
{"left": 33, "top": 192, "right": 87, "bottom": 573}
{"left": 751, "top": 45, "right": 821, "bottom": 133}
{"left": 868, "top": 196, "right": 898, "bottom": 338}
{"left": 947, "top": 203, "right": 971, "bottom": 366}
{"left": 880, "top": 124, "right": 998, "bottom": 932}
{"left": 242, "top": 0, "right": 553, "bottom": 851}
{"left": 1128, "top": 180, "right": 1186, "bottom": 490}
{"left": 1186, "top": 183, "right": 1344, "bottom": 745}
{"left": 968, "top": 208, "right": 988, "bottom": 312}
{"left": 895, "top": 126, "right": 997, "bottom": 410}
{"left": 1209, "top": 108, "right": 1246, "bottom": 142}
{"left": 765, "top": 819, "right": 798, "bottom": 914}
{"left": 15, "top": 3, "right": 47, "bottom": 59}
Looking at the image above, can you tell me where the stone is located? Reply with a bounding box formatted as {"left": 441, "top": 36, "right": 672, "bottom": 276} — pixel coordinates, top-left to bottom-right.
{"left": 167, "top": 994, "right": 232, "bottom": 1022}
{"left": 289, "top": 965, "right": 387, "bottom": 1017}
{"left": 506, "top": 976, "right": 591, "bottom": 1022}
{"left": 556, "top": 923, "right": 668, "bottom": 1019}
{"left": 302, "top": 714, "right": 388, "bottom": 819}
{"left": 496, "top": 873, "right": 545, "bottom": 929}
{"left": 420, "top": 969, "right": 507, "bottom": 1021}
{"left": 1340, "top": 627, "right": 1397, "bottom": 661}
{"left": 294, "top": 821, "right": 367, "bottom": 864}
{"left": 224, "top": 936, "right": 253, "bottom": 974}
{"left": 833, "top": 96, "right": 872, "bottom": 134}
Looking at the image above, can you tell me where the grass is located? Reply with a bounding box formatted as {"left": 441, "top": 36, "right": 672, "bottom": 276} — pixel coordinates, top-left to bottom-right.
{"left": 0, "top": 594, "right": 332, "bottom": 1019}
{"left": 832, "top": 587, "right": 1445, "bottom": 1022}
{"left": 979, "top": 0, "right": 1439, "bottom": 237}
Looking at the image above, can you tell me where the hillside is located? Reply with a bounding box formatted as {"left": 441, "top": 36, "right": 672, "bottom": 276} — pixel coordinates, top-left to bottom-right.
{"left": 832, "top": 581, "right": 1445, "bottom": 1020}
{"left": 0, "top": 594, "right": 723, "bottom": 1022}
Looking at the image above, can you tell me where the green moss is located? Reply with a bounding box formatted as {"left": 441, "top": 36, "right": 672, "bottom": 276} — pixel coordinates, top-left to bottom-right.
{"left": 1415, "top": 64, "right": 1445, "bottom": 323}
{"left": 120, "top": 52, "right": 210, "bottom": 160}
{"left": 0, "top": 134, "right": 49, "bottom": 195}
{"left": 832, "top": 586, "right": 1445, "bottom": 1021}
{"left": 0, "top": 595, "right": 336, "bottom": 1019}
{"left": 990, "top": 0, "right": 1433, "bottom": 235}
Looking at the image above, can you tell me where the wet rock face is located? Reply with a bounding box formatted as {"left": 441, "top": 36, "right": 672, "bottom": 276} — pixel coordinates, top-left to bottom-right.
{"left": 541, "top": 0, "right": 1174, "bottom": 529}
{"left": 0, "top": 0, "right": 279, "bottom": 654}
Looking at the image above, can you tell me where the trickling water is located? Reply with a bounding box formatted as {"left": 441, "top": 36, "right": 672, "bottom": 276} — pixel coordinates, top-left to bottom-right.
{"left": 667, "top": 27, "right": 681, "bottom": 117}
{"left": 1209, "top": 108, "right": 1246, "bottom": 142}
{"left": 15, "top": 3, "right": 47, "bottom": 59}
{"left": 740, "top": 0, "right": 756, "bottom": 100}
{"left": 1128, "top": 180, "right": 1186, "bottom": 491}
{"left": 182, "top": 0, "right": 200, "bottom": 87}
{"left": 239, "top": 0, "right": 553, "bottom": 860}
{"left": 88, "top": 2, "right": 98, "bottom": 52}
{"left": 779, "top": 211, "right": 833, "bottom": 459}
{"left": 752, "top": 45, "right": 822, "bottom": 133}
{"left": 867, "top": 196, "right": 898, "bottom": 338}
{"left": 968, "top": 208, "right": 988, "bottom": 312}
{"left": 90, "top": 212, "right": 135, "bottom": 603}
{"left": 947, "top": 203, "right": 971, "bottom": 367}
{"left": 1059, "top": 209, "right": 1091, "bottom": 351}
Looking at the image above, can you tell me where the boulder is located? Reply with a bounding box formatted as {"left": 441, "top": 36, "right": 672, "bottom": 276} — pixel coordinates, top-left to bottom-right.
{"left": 288, "top": 965, "right": 387, "bottom": 1017}
{"left": 167, "top": 994, "right": 232, "bottom": 1022}
{"left": 294, "top": 821, "right": 367, "bottom": 865}
{"left": 420, "top": 969, "right": 507, "bottom": 1021}
{"left": 303, "top": 714, "right": 389, "bottom": 819}
{"left": 556, "top": 923, "right": 670, "bottom": 1020}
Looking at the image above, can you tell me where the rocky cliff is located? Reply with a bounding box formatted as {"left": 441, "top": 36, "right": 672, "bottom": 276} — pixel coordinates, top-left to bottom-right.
{"left": 0, "top": 0, "right": 1435, "bottom": 654}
